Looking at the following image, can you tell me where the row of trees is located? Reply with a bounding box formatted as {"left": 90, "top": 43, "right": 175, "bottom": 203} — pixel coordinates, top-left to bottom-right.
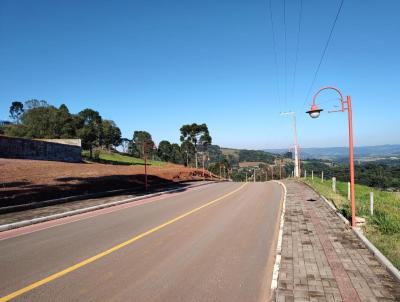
{"left": 4, "top": 101, "right": 220, "bottom": 168}
{"left": 301, "top": 160, "right": 400, "bottom": 190}
{"left": 3, "top": 100, "right": 122, "bottom": 157}
{"left": 5, "top": 100, "right": 283, "bottom": 176}
{"left": 123, "top": 123, "right": 215, "bottom": 167}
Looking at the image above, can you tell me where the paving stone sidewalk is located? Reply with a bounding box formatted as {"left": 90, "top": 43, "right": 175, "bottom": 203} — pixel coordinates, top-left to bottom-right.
{"left": 275, "top": 180, "right": 400, "bottom": 302}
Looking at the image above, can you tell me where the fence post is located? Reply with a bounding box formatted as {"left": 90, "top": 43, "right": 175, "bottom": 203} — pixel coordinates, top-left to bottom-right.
{"left": 332, "top": 177, "right": 336, "bottom": 193}
{"left": 311, "top": 170, "right": 314, "bottom": 180}
{"left": 347, "top": 182, "right": 350, "bottom": 201}
{"left": 370, "top": 192, "right": 374, "bottom": 216}
{"left": 304, "top": 170, "right": 307, "bottom": 178}
{"left": 321, "top": 171, "right": 324, "bottom": 183}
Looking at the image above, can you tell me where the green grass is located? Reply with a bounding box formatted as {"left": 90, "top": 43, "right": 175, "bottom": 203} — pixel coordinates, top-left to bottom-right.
{"left": 302, "top": 177, "right": 400, "bottom": 270}
{"left": 82, "top": 150, "right": 167, "bottom": 167}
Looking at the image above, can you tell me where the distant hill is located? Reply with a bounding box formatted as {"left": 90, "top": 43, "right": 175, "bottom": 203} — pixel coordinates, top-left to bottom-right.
{"left": 221, "top": 147, "right": 277, "bottom": 164}
{"left": 265, "top": 144, "right": 400, "bottom": 161}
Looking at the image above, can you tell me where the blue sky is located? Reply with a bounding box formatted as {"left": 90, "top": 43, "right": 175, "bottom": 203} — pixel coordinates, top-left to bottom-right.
{"left": 0, "top": 0, "right": 399, "bottom": 149}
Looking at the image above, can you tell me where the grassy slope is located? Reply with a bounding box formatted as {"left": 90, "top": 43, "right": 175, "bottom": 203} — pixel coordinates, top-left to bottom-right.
{"left": 82, "top": 150, "right": 167, "bottom": 167}
{"left": 302, "top": 177, "right": 400, "bottom": 269}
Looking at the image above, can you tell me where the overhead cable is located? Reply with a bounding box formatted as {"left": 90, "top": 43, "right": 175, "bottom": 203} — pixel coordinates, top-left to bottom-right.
{"left": 302, "top": 0, "right": 345, "bottom": 108}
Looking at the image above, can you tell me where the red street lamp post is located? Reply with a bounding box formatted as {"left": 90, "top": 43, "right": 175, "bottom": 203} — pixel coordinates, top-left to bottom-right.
{"left": 306, "top": 86, "right": 356, "bottom": 227}
{"left": 143, "top": 141, "right": 148, "bottom": 191}
{"left": 143, "top": 140, "right": 156, "bottom": 192}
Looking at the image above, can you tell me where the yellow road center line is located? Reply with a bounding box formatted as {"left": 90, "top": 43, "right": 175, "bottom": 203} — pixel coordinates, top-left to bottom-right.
{"left": 0, "top": 183, "right": 247, "bottom": 302}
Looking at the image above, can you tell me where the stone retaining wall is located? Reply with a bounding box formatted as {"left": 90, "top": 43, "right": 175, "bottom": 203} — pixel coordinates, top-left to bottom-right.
{"left": 0, "top": 135, "right": 81, "bottom": 163}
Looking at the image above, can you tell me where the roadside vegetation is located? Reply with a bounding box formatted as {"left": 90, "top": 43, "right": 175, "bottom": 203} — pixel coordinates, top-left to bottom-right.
{"left": 301, "top": 160, "right": 400, "bottom": 191}
{"left": 2, "top": 99, "right": 289, "bottom": 177}
{"left": 302, "top": 177, "right": 400, "bottom": 269}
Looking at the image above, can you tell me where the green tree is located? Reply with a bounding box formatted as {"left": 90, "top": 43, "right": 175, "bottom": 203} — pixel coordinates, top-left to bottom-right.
{"left": 170, "top": 143, "right": 183, "bottom": 164}
{"left": 157, "top": 140, "right": 172, "bottom": 162}
{"left": 102, "top": 120, "right": 122, "bottom": 150}
{"left": 5, "top": 102, "right": 77, "bottom": 139}
{"left": 76, "top": 109, "right": 103, "bottom": 158}
{"left": 24, "top": 99, "right": 48, "bottom": 109}
{"left": 9, "top": 101, "right": 24, "bottom": 124}
{"left": 207, "top": 145, "right": 224, "bottom": 163}
{"left": 20, "top": 105, "right": 59, "bottom": 138}
{"left": 180, "top": 140, "right": 196, "bottom": 166}
{"left": 283, "top": 151, "right": 293, "bottom": 159}
{"left": 132, "top": 131, "right": 155, "bottom": 159}
{"left": 180, "top": 123, "right": 212, "bottom": 168}
{"left": 55, "top": 104, "right": 76, "bottom": 138}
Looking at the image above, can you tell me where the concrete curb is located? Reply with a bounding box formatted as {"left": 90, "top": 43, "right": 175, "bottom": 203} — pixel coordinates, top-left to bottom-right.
{"left": 320, "top": 195, "right": 350, "bottom": 226}
{"left": 298, "top": 180, "right": 400, "bottom": 283}
{"left": 0, "top": 188, "right": 133, "bottom": 214}
{"left": 270, "top": 180, "right": 287, "bottom": 292}
{"left": 352, "top": 227, "right": 400, "bottom": 283}
{"left": 0, "top": 180, "right": 217, "bottom": 214}
{"left": 0, "top": 181, "right": 215, "bottom": 232}
{"left": 320, "top": 195, "right": 400, "bottom": 283}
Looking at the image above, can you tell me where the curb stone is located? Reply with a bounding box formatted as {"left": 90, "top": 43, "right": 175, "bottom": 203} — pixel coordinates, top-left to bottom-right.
{"left": 0, "top": 181, "right": 215, "bottom": 232}
{"left": 270, "top": 180, "right": 287, "bottom": 300}
{"left": 0, "top": 181, "right": 216, "bottom": 214}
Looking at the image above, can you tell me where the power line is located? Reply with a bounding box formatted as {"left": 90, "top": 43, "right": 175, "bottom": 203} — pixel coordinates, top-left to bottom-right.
{"left": 302, "top": 0, "right": 344, "bottom": 108}
{"left": 291, "top": 0, "right": 303, "bottom": 98}
{"left": 268, "top": 0, "right": 282, "bottom": 111}
{"left": 283, "top": 0, "right": 287, "bottom": 109}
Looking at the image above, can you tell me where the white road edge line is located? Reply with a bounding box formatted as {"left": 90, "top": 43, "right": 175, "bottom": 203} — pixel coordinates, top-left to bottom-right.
{"left": 270, "top": 180, "right": 287, "bottom": 293}
{"left": 0, "top": 182, "right": 216, "bottom": 232}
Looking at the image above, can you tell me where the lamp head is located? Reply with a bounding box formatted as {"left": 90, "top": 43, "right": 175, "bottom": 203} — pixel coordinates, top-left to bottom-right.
{"left": 306, "top": 104, "right": 323, "bottom": 119}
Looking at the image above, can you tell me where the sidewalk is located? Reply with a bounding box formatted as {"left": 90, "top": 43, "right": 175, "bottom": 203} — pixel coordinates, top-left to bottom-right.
{"left": 275, "top": 180, "right": 400, "bottom": 302}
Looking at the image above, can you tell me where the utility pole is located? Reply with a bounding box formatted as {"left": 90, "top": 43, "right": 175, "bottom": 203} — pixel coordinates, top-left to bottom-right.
{"left": 281, "top": 112, "right": 300, "bottom": 177}
{"left": 202, "top": 153, "right": 205, "bottom": 181}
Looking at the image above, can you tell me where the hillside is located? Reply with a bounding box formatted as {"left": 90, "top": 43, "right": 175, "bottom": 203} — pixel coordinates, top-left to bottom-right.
{"left": 0, "top": 158, "right": 212, "bottom": 208}
{"left": 221, "top": 147, "right": 277, "bottom": 165}
{"left": 265, "top": 144, "right": 400, "bottom": 161}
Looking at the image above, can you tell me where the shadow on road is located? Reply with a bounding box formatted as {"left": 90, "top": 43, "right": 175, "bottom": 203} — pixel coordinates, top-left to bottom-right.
{"left": 0, "top": 174, "right": 212, "bottom": 213}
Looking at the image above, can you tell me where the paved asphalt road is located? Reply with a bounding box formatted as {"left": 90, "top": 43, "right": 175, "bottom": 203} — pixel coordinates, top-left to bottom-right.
{"left": 0, "top": 182, "right": 283, "bottom": 302}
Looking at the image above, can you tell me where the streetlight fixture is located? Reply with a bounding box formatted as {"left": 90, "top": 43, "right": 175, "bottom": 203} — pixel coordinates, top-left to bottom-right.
{"left": 306, "top": 86, "right": 356, "bottom": 227}
{"left": 306, "top": 104, "right": 323, "bottom": 118}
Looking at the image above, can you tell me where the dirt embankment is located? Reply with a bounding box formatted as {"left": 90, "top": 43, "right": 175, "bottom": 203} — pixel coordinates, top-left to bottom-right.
{"left": 0, "top": 158, "right": 214, "bottom": 207}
